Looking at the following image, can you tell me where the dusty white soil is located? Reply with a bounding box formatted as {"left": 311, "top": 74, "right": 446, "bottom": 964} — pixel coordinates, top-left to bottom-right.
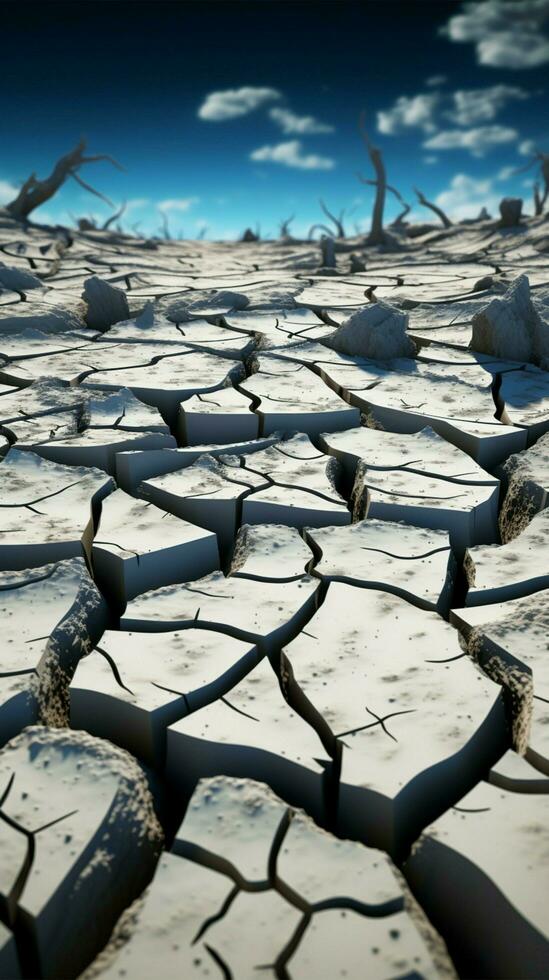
{"left": 0, "top": 210, "right": 548, "bottom": 978}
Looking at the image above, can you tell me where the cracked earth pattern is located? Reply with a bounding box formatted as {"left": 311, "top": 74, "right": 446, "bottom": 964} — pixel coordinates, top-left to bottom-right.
{"left": 0, "top": 211, "right": 548, "bottom": 979}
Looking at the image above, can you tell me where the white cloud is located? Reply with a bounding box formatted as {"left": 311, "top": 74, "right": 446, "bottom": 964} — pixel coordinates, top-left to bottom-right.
{"left": 423, "top": 156, "right": 439, "bottom": 165}
{"left": 497, "top": 165, "right": 516, "bottom": 180}
{"left": 441, "top": 0, "right": 549, "bottom": 69}
{"left": 377, "top": 93, "right": 440, "bottom": 135}
{"left": 249, "top": 140, "right": 335, "bottom": 170}
{"left": 198, "top": 86, "right": 281, "bottom": 121}
{"left": 426, "top": 74, "right": 447, "bottom": 87}
{"left": 378, "top": 83, "right": 530, "bottom": 142}
{"left": 423, "top": 124, "right": 518, "bottom": 156}
{"left": 269, "top": 107, "right": 334, "bottom": 134}
{"left": 479, "top": 33, "right": 549, "bottom": 68}
{"left": 446, "top": 84, "right": 529, "bottom": 126}
{"left": 158, "top": 197, "right": 199, "bottom": 212}
{"left": 125, "top": 197, "right": 150, "bottom": 214}
{"left": 519, "top": 138, "right": 538, "bottom": 156}
{"left": 0, "top": 179, "right": 18, "bottom": 205}
{"left": 435, "top": 173, "right": 501, "bottom": 220}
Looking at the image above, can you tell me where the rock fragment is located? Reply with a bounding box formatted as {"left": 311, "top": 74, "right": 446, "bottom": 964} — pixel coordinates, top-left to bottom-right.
{"left": 83, "top": 275, "right": 130, "bottom": 331}
{"left": 471, "top": 275, "right": 549, "bottom": 368}
{"left": 0, "top": 726, "right": 163, "bottom": 979}
{"left": 499, "top": 197, "right": 522, "bottom": 227}
{"left": 322, "top": 301, "right": 416, "bottom": 360}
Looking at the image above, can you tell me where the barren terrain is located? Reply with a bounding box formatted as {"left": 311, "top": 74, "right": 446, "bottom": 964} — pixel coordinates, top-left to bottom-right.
{"left": 0, "top": 209, "right": 548, "bottom": 979}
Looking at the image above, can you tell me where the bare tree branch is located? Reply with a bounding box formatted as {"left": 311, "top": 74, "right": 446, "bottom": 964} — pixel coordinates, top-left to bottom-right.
{"left": 80, "top": 153, "right": 125, "bottom": 171}
{"left": 512, "top": 155, "right": 540, "bottom": 177}
{"left": 512, "top": 149, "right": 548, "bottom": 215}
{"left": 70, "top": 171, "right": 115, "bottom": 208}
{"left": 308, "top": 222, "right": 334, "bottom": 239}
{"left": 279, "top": 214, "right": 295, "bottom": 237}
{"left": 414, "top": 187, "right": 452, "bottom": 228}
{"left": 390, "top": 201, "right": 411, "bottom": 228}
{"left": 319, "top": 199, "right": 346, "bottom": 238}
{"left": 102, "top": 201, "right": 127, "bottom": 230}
{"left": 6, "top": 140, "right": 123, "bottom": 220}
{"left": 356, "top": 173, "right": 405, "bottom": 204}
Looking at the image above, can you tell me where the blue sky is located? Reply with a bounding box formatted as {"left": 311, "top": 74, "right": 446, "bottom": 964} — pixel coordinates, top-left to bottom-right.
{"left": 1, "top": 0, "right": 548, "bottom": 238}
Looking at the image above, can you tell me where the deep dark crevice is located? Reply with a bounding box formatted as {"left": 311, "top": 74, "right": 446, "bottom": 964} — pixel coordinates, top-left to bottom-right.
{"left": 301, "top": 527, "right": 321, "bottom": 576}
{"left": 449, "top": 544, "right": 470, "bottom": 609}
{"left": 491, "top": 369, "right": 507, "bottom": 422}
{"left": 0, "top": 423, "right": 17, "bottom": 447}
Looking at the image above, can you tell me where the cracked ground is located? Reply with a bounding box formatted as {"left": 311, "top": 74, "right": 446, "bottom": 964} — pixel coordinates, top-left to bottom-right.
{"left": 0, "top": 210, "right": 548, "bottom": 979}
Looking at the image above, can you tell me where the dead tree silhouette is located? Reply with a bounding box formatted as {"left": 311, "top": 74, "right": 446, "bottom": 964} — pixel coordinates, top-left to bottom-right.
{"left": 5, "top": 139, "right": 124, "bottom": 220}
{"left": 279, "top": 214, "right": 295, "bottom": 237}
{"left": 357, "top": 172, "right": 410, "bottom": 230}
{"left": 514, "top": 149, "right": 549, "bottom": 215}
{"left": 414, "top": 188, "right": 452, "bottom": 228}
{"left": 357, "top": 112, "right": 389, "bottom": 245}
{"left": 308, "top": 200, "right": 351, "bottom": 239}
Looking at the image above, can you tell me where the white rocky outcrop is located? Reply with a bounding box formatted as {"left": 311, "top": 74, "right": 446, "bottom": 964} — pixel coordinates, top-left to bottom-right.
{"left": 82, "top": 276, "right": 130, "bottom": 331}
{"left": 321, "top": 301, "right": 416, "bottom": 360}
{"left": 471, "top": 275, "right": 549, "bottom": 369}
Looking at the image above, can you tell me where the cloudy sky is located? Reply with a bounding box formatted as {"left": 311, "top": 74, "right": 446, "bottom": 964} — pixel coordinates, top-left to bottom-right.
{"left": 1, "top": 0, "right": 548, "bottom": 237}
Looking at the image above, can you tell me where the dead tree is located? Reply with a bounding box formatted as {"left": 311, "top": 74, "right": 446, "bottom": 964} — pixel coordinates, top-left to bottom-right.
{"left": 158, "top": 211, "right": 172, "bottom": 240}
{"left": 5, "top": 139, "right": 124, "bottom": 220}
{"left": 320, "top": 235, "right": 336, "bottom": 268}
{"left": 102, "top": 201, "right": 127, "bottom": 231}
{"left": 391, "top": 201, "right": 411, "bottom": 227}
{"left": 357, "top": 171, "right": 410, "bottom": 230}
{"left": 319, "top": 199, "right": 346, "bottom": 237}
{"left": 308, "top": 200, "right": 351, "bottom": 239}
{"left": 514, "top": 149, "right": 549, "bottom": 215}
{"left": 358, "top": 112, "right": 387, "bottom": 245}
{"left": 279, "top": 214, "right": 295, "bottom": 238}
{"left": 414, "top": 187, "right": 452, "bottom": 228}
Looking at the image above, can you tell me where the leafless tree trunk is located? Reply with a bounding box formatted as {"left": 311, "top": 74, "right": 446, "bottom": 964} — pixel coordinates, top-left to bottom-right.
{"left": 414, "top": 187, "right": 452, "bottom": 228}
{"left": 357, "top": 168, "right": 409, "bottom": 231}
{"left": 541, "top": 155, "right": 549, "bottom": 213}
{"left": 6, "top": 139, "right": 124, "bottom": 220}
{"left": 533, "top": 179, "right": 548, "bottom": 216}
{"left": 514, "top": 149, "right": 549, "bottom": 215}
{"left": 358, "top": 112, "right": 387, "bottom": 245}
{"left": 320, "top": 235, "right": 336, "bottom": 268}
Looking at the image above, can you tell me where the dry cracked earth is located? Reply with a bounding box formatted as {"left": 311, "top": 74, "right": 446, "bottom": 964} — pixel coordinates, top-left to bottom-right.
{"left": 0, "top": 209, "right": 548, "bottom": 979}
